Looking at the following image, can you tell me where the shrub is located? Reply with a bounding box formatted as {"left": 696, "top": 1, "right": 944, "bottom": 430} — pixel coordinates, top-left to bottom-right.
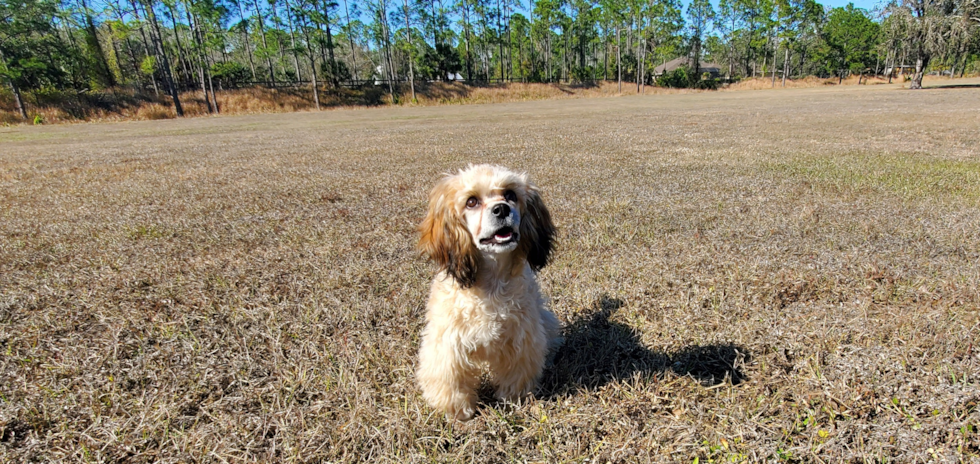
{"left": 320, "top": 60, "right": 351, "bottom": 83}
{"left": 211, "top": 62, "right": 251, "bottom": 89}
{"left": 656, "top": 66, "right": 691, "bottom": 88}
{"left": 694, "top": 72, "right": 719, "bottom": 90}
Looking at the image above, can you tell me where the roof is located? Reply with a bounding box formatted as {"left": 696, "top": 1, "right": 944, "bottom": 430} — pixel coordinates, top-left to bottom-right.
{"left": 654, "top": 57, "right": 725, "bottom": 75}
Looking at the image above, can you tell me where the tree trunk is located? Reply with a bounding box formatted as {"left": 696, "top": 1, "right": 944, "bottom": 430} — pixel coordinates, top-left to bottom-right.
{"left": 319, "top": 0, "right": 338, "bottom": 87}
{"left": 112, "top": 0, "right": 142, "bottom": 87}
{"left": 566, "top": 27, "right": 571, "bottom": 83}
{"left": 728, "top": 17, "right": 735, "bottom": 79}
{"left": 143, "top": 0, "right": 184, "bottom": 116}
{"left": 300, "top": 14, "right": 321, "bottom": 109}
{"left": 343, "top": 0, "right": 359, "bottom": 82}
{"left": 635, "top": 19, "right": 640, "bottom": 93}
{"left": 236, "top": 0, "right": 257, "bottom": 79}
{"left": 252, "top": 0, "right": 277, "bottom": 87}
{"left": 692, "top": 29, "right": 701, "bottom": 84}
{"left": 166, "top": 5, "right": 191, "bottom": 87}
{"left": 282, "top": 0, "right": 303, "bottom": 83}
{"left": 603, "top": 25, "right": 608, "bottom": 81}
{"left": 578, "top": 19, "right": 584, "bottom": 82}
{"left": 130, "top": 0, "right": 160, "bottom": 94}
{"left": 887, "top": 48, "right": 894, "bottom": 84}
{"left": 497, "top": 0, "right": 504, "bottom": 81}
{"left": 378, "top": 4, "right": 397, "bottom": 100}
{"left": 268, "top": 1, "right": 291, "bottom": 81}
{"left": 546, "top": 28, "right": 551, "bottom": 82}
{"left": 403, "top": 0, "right": 416, "bottom": 101}
{"left": 781, "top": 47, "right": 788, "bottom": 87}
{"left": 195, "top": 10, "right": 220, "bottom": 112}
{"left": 616, "top": 27, "right": 621, "bottom": 92}
{"left": 107, "top": 28, "right": 124, "bottom": 84}
{"left": 520, "top": 29, "right": 525, "bottom": 82}
{"left": 186, "top": 8, "right": 215, "bottom": 113}
{"left": 910, "top": 55, "right": 928, "bottom": 89}
{"left": 464, "top": 5, "right": 472, "bottom": 81}
{"left": 770, "top": 47, "right": 777, "bottom": 87}
{"left": 506, "top": 2, "right": 512, "bottom": 81}
{"left": 592, "top": 40, "right": 596, "bottom": 83}
{"left": 770, "top": 7, "right": 777, "bottom": 88}
{"left": 638, "top": 31, "right": 645, "bottom": 93}
{"left": 79, "top": 0, "right": 117, "bottom": 87}
{"left": 123, "top": 34, "right": 144, "bottom": 88}
{"left": 528, "top": 0, "right": 535, "bottom": 81}
{"left": 10, "top": 80, "right": 28, "bottom": 120}
{"left": 1, "top": 57, "right": 27, "bottom": 120}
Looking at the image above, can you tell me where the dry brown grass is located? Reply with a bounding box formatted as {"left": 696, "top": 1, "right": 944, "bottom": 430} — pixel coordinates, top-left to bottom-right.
{"left": 2, "top": 81, "right": 680, "bottom": 125}
{"left": 5, "top": 74, "right": 978, "bottom": 126}
{"left": 724, "top": 75, "right": 897, "bottom": 91}
{"left": 725, "top": 74, "right": 979, "bottom": 91}
{"left": 0, "top": 86, "right": 392, "bottom": 124}
{"left": 0, "top": 79, "right": 779, "bottom": 126}
{"left": 1, "top": 81, "right": 979, "bottom": 462}
{"left": 5, "top": 75, "right": 973, "bottom": 125}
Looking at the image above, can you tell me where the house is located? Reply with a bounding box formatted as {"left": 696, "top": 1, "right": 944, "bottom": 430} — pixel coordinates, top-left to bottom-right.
{"left": 654, "top": 57, "right": 725, "bottom": 78}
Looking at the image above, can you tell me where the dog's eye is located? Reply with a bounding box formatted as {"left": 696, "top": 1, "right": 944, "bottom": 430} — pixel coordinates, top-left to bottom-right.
{"left": 466, "top": 197, "right": 479, "bottom": 208}
{"left": 504, "top": 190, "right": 517, "bottom": 203}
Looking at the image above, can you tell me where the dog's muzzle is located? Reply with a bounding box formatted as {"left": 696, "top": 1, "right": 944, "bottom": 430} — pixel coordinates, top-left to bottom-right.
{"left": 477, "top": 202, "right": 520, "bottom": 247}
{"left": 480, "top": 226, "right": 517, "bottom": 245}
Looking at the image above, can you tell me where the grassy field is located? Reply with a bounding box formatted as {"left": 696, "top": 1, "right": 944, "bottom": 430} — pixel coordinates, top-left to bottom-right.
{"left": 1, "top": 80, "right": 979, "bottom": 462}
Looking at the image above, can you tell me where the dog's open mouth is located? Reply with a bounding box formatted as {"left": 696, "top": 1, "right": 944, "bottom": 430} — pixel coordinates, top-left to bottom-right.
{"left": 480, "top": 227, "right": 517, "bottom": 245}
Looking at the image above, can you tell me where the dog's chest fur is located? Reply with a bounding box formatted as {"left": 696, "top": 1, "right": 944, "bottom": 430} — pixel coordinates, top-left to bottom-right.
{"left": 430, "top": 269, "right": 543, "bottom": 356}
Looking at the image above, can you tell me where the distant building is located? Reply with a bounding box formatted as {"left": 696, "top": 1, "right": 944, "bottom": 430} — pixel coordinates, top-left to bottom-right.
{"left": 654, "top": 57, "right": 725, "bottom": 78}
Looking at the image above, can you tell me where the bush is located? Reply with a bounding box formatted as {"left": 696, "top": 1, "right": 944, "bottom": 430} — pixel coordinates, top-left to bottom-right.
{"left": 656, "top": 67, "right": 720, "bottom": 89}
{"left": 211, "top": 62, "right": 251, "bottom": 88}
{"left": 656, "top": 66, "right": 691, "bottom": 88}
{"left": 321, "top": 60, "right": 351, "bottom": 83}
{"left": 694, "top": 72, "right": 719, "bottom": 90}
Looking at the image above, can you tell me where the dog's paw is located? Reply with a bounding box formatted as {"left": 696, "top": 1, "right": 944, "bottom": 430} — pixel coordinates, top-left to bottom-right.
{"left": 447, "top": 404, "right": 476, "bottom": 421}
{"left": 494, "top": 385, "right": 532, "bottom": 403}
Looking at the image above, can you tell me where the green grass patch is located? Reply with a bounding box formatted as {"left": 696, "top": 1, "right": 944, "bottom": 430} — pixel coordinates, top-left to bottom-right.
{"left": 768, "top": 152, "right": 980, "bottom": 203}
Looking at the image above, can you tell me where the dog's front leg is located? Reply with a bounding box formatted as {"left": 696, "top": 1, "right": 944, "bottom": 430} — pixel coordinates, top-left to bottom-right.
{"left": 489, "top": 328, "right": 548, "bottom": 402}
{"left": 417, "top": 331, "right": 481, "bottom": 421}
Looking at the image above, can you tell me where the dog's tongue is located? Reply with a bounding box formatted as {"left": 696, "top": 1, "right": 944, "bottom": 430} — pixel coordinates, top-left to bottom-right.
{"left": 495, "top": 231, "right": 513, "bottom": 241}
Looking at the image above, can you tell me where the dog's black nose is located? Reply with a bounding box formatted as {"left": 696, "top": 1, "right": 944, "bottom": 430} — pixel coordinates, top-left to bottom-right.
{"left": 491, "top": 203, "right": 510, "bottom": 218}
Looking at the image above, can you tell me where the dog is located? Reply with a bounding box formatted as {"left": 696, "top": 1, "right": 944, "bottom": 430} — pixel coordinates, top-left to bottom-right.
{"left": 416, "top": 165, "right": 561, "bottom": 421}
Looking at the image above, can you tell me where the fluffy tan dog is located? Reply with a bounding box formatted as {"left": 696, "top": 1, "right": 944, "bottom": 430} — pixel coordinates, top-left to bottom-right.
{"left": 416, "top": 165, "right": 560, "bottom": 421}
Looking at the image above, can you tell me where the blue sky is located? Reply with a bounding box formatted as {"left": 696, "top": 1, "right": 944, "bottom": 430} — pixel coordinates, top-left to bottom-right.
{"left": 808, "top": 0, "right": 882, "bottom": 10}
{"left": 93, "top": 0, "right": 887, "bottom": 28}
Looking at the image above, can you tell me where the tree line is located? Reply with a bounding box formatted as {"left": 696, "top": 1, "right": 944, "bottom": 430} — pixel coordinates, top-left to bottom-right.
{"left": 1, "top": 0, "right": 978, "bottom": 118}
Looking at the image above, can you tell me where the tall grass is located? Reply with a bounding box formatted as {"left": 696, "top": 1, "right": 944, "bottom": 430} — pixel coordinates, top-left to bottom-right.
{"left": 0, "top": 81, "right": 716, "bottom": 125}
{"left": 0, "top": 74, "right": 968, "bottom": 125}
{"left": 723, "top": 75, "right": 893, "bottom": 91}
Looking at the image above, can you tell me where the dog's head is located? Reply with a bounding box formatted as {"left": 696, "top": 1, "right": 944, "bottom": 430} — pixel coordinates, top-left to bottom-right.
{"left": 419, "top": 165, "right": 555, "bottom": 288}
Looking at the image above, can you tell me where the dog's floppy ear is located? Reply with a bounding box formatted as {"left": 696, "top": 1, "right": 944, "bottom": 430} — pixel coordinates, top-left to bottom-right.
{"left": 519, "top": 184, "right": 556, "bottom": 272}
{"left": 418, "top": 178, "right": 480, "bottom": 287}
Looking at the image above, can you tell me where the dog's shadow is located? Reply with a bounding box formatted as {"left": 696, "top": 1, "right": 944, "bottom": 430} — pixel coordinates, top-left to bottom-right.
{"left": 538, "top": 295, "right": 750, "bottom": 398}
